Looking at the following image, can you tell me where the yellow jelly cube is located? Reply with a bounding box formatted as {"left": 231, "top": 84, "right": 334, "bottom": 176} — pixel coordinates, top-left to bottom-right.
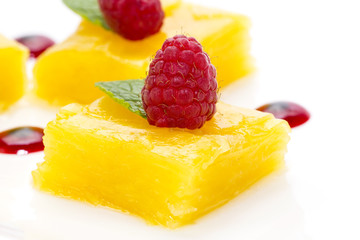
{"left": 34, "top": 1, "right": 253, "bottom": 105}
{"left": 0, "top": 34, "right": 28, "bottom": 110}
{"left": 32, "top": 96, "right": 290, "bottom": 228}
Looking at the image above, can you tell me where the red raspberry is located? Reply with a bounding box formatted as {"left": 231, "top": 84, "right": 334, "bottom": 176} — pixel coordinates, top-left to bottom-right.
{"left": 141, "top": 35, "right": 218, "bottom": 129}
{"left": 98, "top": 0, "right": 164, "bottom": 40}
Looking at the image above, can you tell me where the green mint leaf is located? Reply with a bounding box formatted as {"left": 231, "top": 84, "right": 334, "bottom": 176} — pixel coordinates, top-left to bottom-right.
{"left": 95, "top": 80, "right": 147, "bottom": 118}
{"left": 63, "top": 0, "right": 110, "bottom": 30}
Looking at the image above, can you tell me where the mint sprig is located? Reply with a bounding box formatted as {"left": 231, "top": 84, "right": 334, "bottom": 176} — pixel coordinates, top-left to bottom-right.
{"left": 95, "top": 80, "right": 147, "bottom": 118}
{"left": 63, "top": 0, "right": 110, "bottom": 30}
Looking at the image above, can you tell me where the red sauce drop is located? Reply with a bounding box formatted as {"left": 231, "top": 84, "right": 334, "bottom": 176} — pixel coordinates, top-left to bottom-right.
{"left": 0, "top": 127, "right": 44, "bottom": 155}
{"left": 15, "top": 35, "right": 55, "bottom": 58}
{"left": 257, "top": 101, "right": 310, "bottom": 128}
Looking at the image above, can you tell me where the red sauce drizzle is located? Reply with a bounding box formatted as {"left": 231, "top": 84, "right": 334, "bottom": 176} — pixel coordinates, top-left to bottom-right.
{"left": 257, "top": 101, "right": 310, "bottom": 128}
{"left": 0, "top": 127, "right": 44, "bottom": 155}
{"left": 15, "top": 35, "right": 55, "bottom": 58}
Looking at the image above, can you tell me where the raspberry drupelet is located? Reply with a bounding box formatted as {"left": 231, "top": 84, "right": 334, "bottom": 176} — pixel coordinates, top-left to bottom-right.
{"left": 141, "top": 35, "right": 218, "bottom": 129}
{"left": 98, "top": 0, "right": 164, "bottom": 40}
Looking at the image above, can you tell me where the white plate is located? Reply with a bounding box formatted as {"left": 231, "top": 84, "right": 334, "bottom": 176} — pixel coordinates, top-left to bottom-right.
{"left": 1, "top": 0, "right": 360, "bottom": 239}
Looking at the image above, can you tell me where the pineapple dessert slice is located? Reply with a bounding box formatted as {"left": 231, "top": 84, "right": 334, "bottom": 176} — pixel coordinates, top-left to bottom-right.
{"left": 33, "top": 96, "right": 290, "bottom": 228}
{"left": 0, "top": 34, "right": 28, "bottom": 110}
{"left": 34, "top": 0, "right": 253, "bottom": 105}
{"left": 33, "top": 34, "right": 286, "bottom": 228}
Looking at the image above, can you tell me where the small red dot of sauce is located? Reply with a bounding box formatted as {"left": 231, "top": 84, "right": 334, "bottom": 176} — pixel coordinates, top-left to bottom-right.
{"left": 0, "top": 127, "right": 44, "bottom": 155}
{"left": 257, "top": 101, "right": 310, "bottom": 128}
{"left": 15, "top": 35, "right": 55, "bottom": 58}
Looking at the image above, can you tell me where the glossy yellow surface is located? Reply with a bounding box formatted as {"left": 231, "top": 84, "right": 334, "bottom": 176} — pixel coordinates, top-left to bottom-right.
{"left": 0, "top": 34, "right": 28, "bottom": 110}
{"left": 33, "top": 97, "right": 290, "bottom": 228}
{"left": 34, "top": 0, "right": 253, "bottom": 105}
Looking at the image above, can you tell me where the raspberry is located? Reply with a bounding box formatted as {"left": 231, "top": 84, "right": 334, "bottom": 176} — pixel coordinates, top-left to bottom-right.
{"left": 98, "top": 0, "right": 164, "bottom": 40}
{"left": 141, "top": 35, "right": 218, "bottom": 129}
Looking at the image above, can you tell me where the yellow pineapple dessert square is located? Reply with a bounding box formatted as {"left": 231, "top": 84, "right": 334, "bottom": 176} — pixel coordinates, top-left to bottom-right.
{"left": 32, "top": 96, "right": 290, "bottom": 228}
{"left": 34, "top": 0, "right": 253, "bottom": 105}
{"left": 0, "top": 34, "right": 28, "bottom": 110}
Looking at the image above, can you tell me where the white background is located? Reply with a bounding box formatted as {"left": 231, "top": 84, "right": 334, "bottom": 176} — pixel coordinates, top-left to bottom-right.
{"left": 1, "top": 0, "right": 360, "bottom": 239}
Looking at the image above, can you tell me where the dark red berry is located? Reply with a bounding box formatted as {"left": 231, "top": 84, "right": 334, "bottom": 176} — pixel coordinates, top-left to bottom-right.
{"left": 98, "top": 0, "right": 164, "bottom": 40}
{"left": 141, "top": 35, "right": 218, "bottom": 129}
{"left": 0, "top": 127, "right": 44, "bottom": 155}
{"left": 257, "top": 101, "right": 310, "bottom": 128}
{"left": 16, "top": 35, "right": 55, "bottom": 58}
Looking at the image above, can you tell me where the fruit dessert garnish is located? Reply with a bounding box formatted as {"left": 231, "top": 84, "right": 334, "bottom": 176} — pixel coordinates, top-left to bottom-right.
{"left": 16, "top": 35, "right": 55, "bottom": 58}
{"left": 32, "top": 35, "right": 289, "bottom": 228}
{"left": 34, "top": 0, "right": 253, "bottom": 105}
{"left": 141, "top": 35, "right": 217, "bottom": 129}
{"left": 0, "top": 34, "right": 29, "bottom": 111}
{"left": 98, "top": 0, "right": 165, "bottom": 40}
{"left": 257, "top": 101, "right": 310, "bottom": 128}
